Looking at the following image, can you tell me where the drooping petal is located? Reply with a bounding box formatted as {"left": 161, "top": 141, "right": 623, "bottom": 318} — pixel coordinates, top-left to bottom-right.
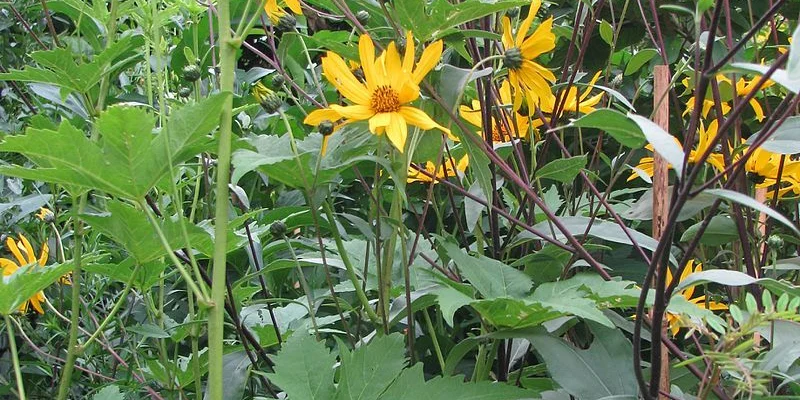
{"left": 18, "top": 236, "right": 38, "bottom": 265}
{"left": 304, "top": 108, "right": 343, "bottom": 126}
{"left": 0, "top": 258, "right": 19, "bottom": 276}
{"left": 330, "top": 104, "right": 375, "bottom": 121}
{"left": 412, "top": 40, "right": 443, "bottom": 84}
{"left": 38, "top": 242, "right": 48, "bottom": 266}
{"left": 579, "top": 71, "right": 603, "bottom": 101}
{"left": 29, "top": 292, "right": 45, "bottom": 314}
{"left": 516, "top": 0, "right": 541, "bottom": 48}
{"left": 749, "top": 98, "right": 765, "bottom": 122}
{"left": 520, "top": 17, "right": 556, "bottom": 59}
{"left": 368, "top": 112, "right": 392, "bottom": 133}
{"left": 501, "top": 17, "right": 515, "bottom": 49}
{"left": 322, "top": 52, "right": 371, "bottom": 105}
{"left": 6, "top": 237, "right": 26, "bottom": 266}
{"left": 285, "top": 0, "right": 302, "bottom": 15}
{"left": 385, "top": 112, "right": 409, "bottom": 152}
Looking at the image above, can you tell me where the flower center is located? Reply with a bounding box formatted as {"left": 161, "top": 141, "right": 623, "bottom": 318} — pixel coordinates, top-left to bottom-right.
{"left": 504, "top": 47, "right": 523, "bottom": 70}
{"left": 370, "top": 85, "right": 401, "bottom": 113}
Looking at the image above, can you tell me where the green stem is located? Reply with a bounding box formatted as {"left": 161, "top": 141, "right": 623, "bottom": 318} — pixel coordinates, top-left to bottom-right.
{"left": 208, "top": 0, "right": 237, "bottom": 396}
{"left": 55, "top": 197, "right": 84, "bottom": 400}
{"left": 283, "top": 236, "right": 320, "bottom": 338}
{"left": 321, "top": 201, "right": 382, "bottom": 326}
{"left": 4, "top": 315, "right": 26, "bottom": 400}
{"left": 82, "top": 263, "right": 141, "bottom": 348}
{"left": 423, "top": 309, "right": 445, "bottom": 374}
{"left": 187, "top": 289, "right": 204, "bottom": 397}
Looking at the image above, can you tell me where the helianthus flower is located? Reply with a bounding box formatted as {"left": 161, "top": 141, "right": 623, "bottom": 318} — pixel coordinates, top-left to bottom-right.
{"left": 36, "top": 207, "right": 54, "bottom": 222}
{"left": 0, "top": 235, "right": 49, "bottom": 314}
{"left": 539, "top": 71, "right": 604, "bottom": 117}
{"left": 264, "top": 0, "right": 302, "bottom": 24}
{"left": 666, "top": 260, "right": 728, "bottom": 336}
{"left": 304, "top": 32, "right": 451, "bottom": 153}
{"left": 501, "top": 0, "right": 556, "bottom": 110}
{"left": 628, "top": 120, "right": 726, "bottom": 181}
{"left": 745, "top": 146, "right": 800, "bottom": 198}
{"left": 682, "top": 75, "right": 773, "bottom": 122}
{"left": 460, "top": 80, "right": 539, "bottom": 142}
{"left": 407, "top": 154, "right": 469, "bottom": 183}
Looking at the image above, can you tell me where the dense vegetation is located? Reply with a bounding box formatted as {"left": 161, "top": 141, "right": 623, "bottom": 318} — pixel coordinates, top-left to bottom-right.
{"left": 1, "top": 0, "right": 800, "bottom": 399}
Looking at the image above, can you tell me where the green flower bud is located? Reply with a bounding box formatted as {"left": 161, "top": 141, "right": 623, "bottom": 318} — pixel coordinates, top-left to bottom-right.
{"left": 271, "top": 74, "right": 286, "bottom": 89}
{"left": 178, "top": 86, "right": 192, "bottom": 98}
{"left": 506, "top": 7, "right": 520, "bottom": 18}
{"left": 767, "top": 234, "right": 784, "bottom": 251}
{"left": 182, "top": 64, "right": 202, "bottom": 82}
{"left": 277, "top": 14, "right": 297, "bottom": 32}
{"left": 270, "top": 221, "right": 287, "bottom": 237}
{"left": 319, "top": 120, "right": 334, "bottom": 136}
{"left": 356, "top": 10, "right": 370, "bottom": 25}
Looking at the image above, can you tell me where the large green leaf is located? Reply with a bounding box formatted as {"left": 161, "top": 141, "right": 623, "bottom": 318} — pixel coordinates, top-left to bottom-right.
{"left": 0, "top": 262, "right": 73, "bottom": 315}
{"left": 336, "top": 334, "right": 407, "bottom": 400}
{"left": 523, "top": 324, "right": 638, "bottom": 400}
{"left": 0, "top": 94, "right": 227, "bottom": 199}
{"left": 536, "top": 155, "right": 587, "bottom": 183}
{"left": 378, "top": 363, "right": 533, "bottom": 399}
{"left": 471, "top": 297, "right": 565, "bottom": 328}
{"left": 705, "top": 189, "right": 800, "bottom": 236}
{"left": 442, "top": 242, "right": 533, "bottom": 299}
{"left": 219, "top": 351, "right": 253, "bottom": 400}
{"left": 568, "top": 109, "right": 646, "bottom": 148}
{"left": 745, "top": 116, "right": 800, "bottom": 154}
{"left": 531, "top": 281, "right": 614, "bottom": 328}
{"left": 268, "top": 333, "right": 336, "bottom": 400}
{"left": 628, "top": 113, "right": 685, "bottom": 180}
{"left": 394, "top": 0, "right": 529, "bottom": 41}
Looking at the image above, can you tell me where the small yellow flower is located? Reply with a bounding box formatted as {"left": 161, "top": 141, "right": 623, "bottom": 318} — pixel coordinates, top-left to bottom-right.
{"left": 628, "top": 120, "right": 726, "bottom": 181}
{"left": 264, "top": 0, "right": 302, "bottom": 24}
{"left": 407, "top": 155, "right": 469, "bottom": 183}
{"left": 682, "top": 74, "right": 772, "bottom": 122}
{"left": 459, "top": 80, "right": 539, "bottom": 142}
{"left": 666, "top": 260, "right": 728, "bottom": 337}
{"left": 539, "top": 71, "right": 604, "bottom": 117}
{"left": 0, "top": 235, "right": 49, "bottom": 314}
{"left": 501, "top": 0, "right": 556, "bottom": 110}
{"left": 304, "top": 32, "right": 451, "bottom": 153}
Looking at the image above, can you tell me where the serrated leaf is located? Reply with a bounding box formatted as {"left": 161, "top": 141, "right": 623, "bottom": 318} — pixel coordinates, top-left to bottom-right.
{"left": 532, "top": 281, "right": 614, "bottom": 327}
{"left": 267, "top": 333, "right": 336, "bottom": 400}
{"left": 0, "top": 262, "right": 73, "bottom": 315}
{"left": 395, "top": 0, "right": 529, "bottom": 41}
{"left": 92, "top": 385, "right": 124, "bottom": 400}
{"left": 335, "top": 334, "right": 407, "bottom": 400}
{"left": 379, "top": 363, "right": 533, "bottom": 399}
{"left": 442, "top": 241, "right": 532, "bottom": 299}
{"left": 471, "top": 297, "right": 565, "bottom": 329}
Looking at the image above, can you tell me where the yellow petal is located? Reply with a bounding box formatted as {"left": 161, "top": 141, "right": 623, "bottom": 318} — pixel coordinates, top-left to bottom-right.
{"left": 368, "top": 112, "right": 392, "bottom": 133}
{"left": 520, "top": 17, "right": 556, "bottom": 60}
{"left": 322, "top": 52, "right": 371, "bottom": 105}
{"left": 385, "top": 112, "right": 409, "bottom": 152}
{"left": 501, "top": 17, "right": 515, "bottom": 49}
{"left": 304, "top": 108, "right": 343, "bottom": 126}
{"left": 0, "top": 258, "right": 19, "bottom": 276}
{"left": 285, "top": 0, "right": 302, "bottom": 15}
{"left": 359, "top": 34, "right": 382, "bottom": 88}
{"left": 6, "top": 237, "right": 26, "bottom": 266}
{"left": 402, "top": 31, "right": 416, "bottom": 73}
{"left": 412, "top": 40, "right": 443, "bottom": 84}
{"left": 516, "top": 0, "right": 541, "bottom": 48}
{"left": 39, "top": 242, "right": 48, "bottom": 266}
{"left": 749, "top": 98, "right": 765, "bottom": 122}
{"left": 330, "top": 104, "right": 375, "bottom": 121}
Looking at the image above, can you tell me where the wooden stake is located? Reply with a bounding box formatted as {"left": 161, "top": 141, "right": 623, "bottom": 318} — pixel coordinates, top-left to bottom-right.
{"left": 652, "top": 65, "right": 671, "bottom": 400}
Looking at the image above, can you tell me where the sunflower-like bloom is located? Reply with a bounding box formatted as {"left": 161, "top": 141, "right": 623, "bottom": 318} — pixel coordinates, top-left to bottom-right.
{"left": 666, "top": 260, "right": 728, "bottom": 336}
{"left": 407, "top": 155, "right": 469, "bottom": 183}
{"left": 745, "top": 146, "right": 800, "bottom": 198}
{"left": 501, "top": 0, "right": 556, "bottom": 110}
{"left": 36, "top": 207, "right": 54, "bottom": 222}
{"left": 682, "top": 75, "right": 773, "bottom": 122}
{"left": 0, "top": 235, "right": 49, "bottom": 314}
{"left": 539, "top": 71, "right": 604, "bottom": 116}
{"left": 304, "top": 32, "right": 451, "bottom": 153}
{"left": 460, "top": 80, "right": 539, "bottom": 142}
{"left": 265, "top": 0, "right": 302, "bottom": 24}
{"left": 628, "top": 120, "right": 727, "bottom": 182}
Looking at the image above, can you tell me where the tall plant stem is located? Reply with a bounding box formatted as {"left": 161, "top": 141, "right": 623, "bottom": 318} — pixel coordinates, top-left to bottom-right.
{"left": 208, "top": 0, "right": 237, "bottom": 396}
{"left": 5, "top": 315, "right": 26, "bottom": 400}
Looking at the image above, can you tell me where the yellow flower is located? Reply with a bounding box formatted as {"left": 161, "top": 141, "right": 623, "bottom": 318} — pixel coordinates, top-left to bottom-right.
{"left": 407, "top": 155, "right": 469, "bottom": 183}
{"left": 745, "top": 146, "right": 800, "bottom": 198}
{"left": 304, "top": 32, "right": 451, "bottom": 153}
{"left": 459, "top": 80, "right": 539, "bottom": 142}
{"left": 777, "top": 36, "right": 792, "bottom": 55}
{"left": 0, "top": 235, "right": 49, "bottom": 314}
{"left": 265, "top": 0, "right": 302, "bottom": 24}
{"left": 666, "top": 260, "right": 728, "bottom": 337}
{"left": 539, "top": 71, "right": 604, "bottom": 117}
{"left": 682, "top": 74, "right": 772, "bottom": 122}
{"left": 501, "top": 0, "right": 556, "bottom": 110}
{"left": 628, "top": 120, "right": 726, "bottom": 181}
{"left": 36, "top": 207, "right": 54, "bottom": 222}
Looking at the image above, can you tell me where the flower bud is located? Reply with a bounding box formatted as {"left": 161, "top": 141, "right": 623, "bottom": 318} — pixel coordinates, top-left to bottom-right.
{"left": 277, "top": 14, "right": 297, "bottom": 32}
{"left": 356, "top": 10, "right": 370, "bottom": 25}
{"left": 271, "top": 74, "right": 286, "bottom": 89}
{"left": 182, "top": 64, "right": 202, "bottom": 82}
{"left": 767, "top": 234, "right": 784, "bottom": 251}
{"left": 270, "top": 221, "right": 287, "bottom": 237}
{"left": 319, "top": 120, "right": 334, "bottom": 136}
{"left": 504, "top": 47, "right": 523, "bottom": 70}
{"left": 178, "top": 86, "right": 192, "bottom": 98}
{"left": 36, "top": 207, "right": 55, "bottom": 223}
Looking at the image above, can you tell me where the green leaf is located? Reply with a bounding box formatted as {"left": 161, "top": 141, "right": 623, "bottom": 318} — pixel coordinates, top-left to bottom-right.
{"left": 679, "top": 215, "right": 738, "bottom": 246}
{"left": 336, "top": 334, "right": 407, "bottom": 400}
{"left": 394, "top": 0, "right": 529, "bottom": 41}
{"left": 628, "top": 113, "right": 684, "bottom": 180}
{"left": 127, "top": 324, "right": 171, "bottom": 339}
{"left": 568, "top": 109, "right": 646, "bottom": 148}
{"left": 599, "top": 20, "right": 614, "bottom": 46}
{"left": 0, "top": 95, "right": 227, "bottom": 199}
{"left": 267, "top": 333, "right": 336, "bottom": 400}
{"left": 522, "top": 323, "right": 638, "bottom": 400}
{"left": 787, "top": 23, "right": 800, "bottom": 80}
{"left": 92, "top": 385, "right": 124, "bottom": 400}
{"left": 432, "top": 285, "right": 475, "bottom": 327}
{"left": 531, "top": 281, "right": 614, "bottom": 327}
{"left": 624, "top": 49, "right": 659, "bottom": 76}
{"left": 537, "top": 155, "right": 587, "bottom": 183}
{"left": 0, "top": 262, "right": 73, "bottom": 315}
{"left": 379, "top": 363, "right": 533, "bottom": 399}
{"left": 220, "top": 351, "right": 253, "bottom": 400}
{"left": 705, "top": 189, "right": 800, "bottom": 236}
{"left": 622, "top": 187, "right": 715, "bottom": 222}
{"left": 441, "top": 241, "right": 533, "bottom": 299}
{"left": 471, "top": 298, "right": 565, "bottom": 328}
{"left": 745, "top": 116, "right": 800, "bottom": 154}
